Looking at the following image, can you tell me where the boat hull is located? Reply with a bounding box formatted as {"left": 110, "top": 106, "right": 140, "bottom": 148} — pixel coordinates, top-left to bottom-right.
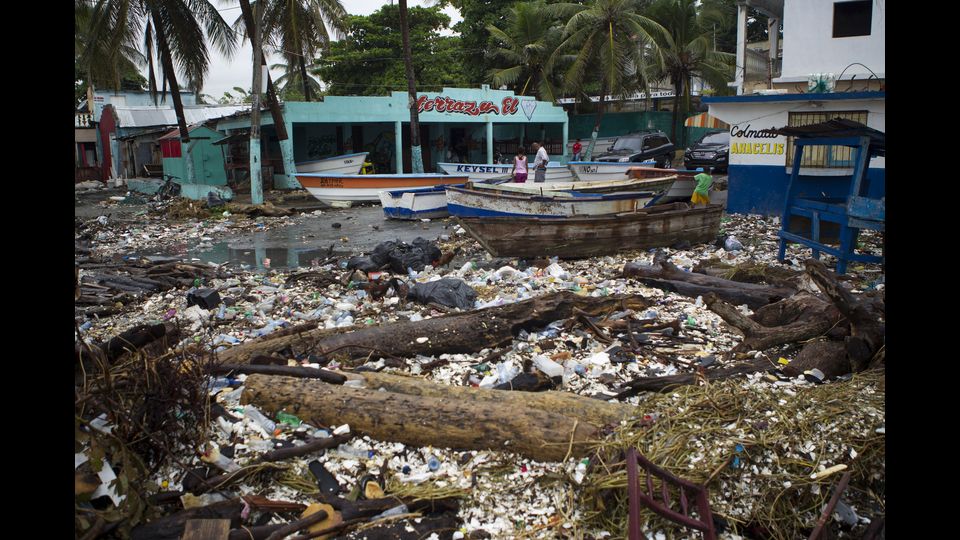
{"left": 626, "top": 167, "right": 699, "bottom": 203}
{"left": 438, "top": 162, "right": 575, "bottom": 183}
{"left": 295, "top": 152, "right": 369, "bottom": 175}
{"left": 296, "top": 173, "right": 468, "bottom": 205}
{"left": 471, "top": 175, "right": 677, "bottom": 196}
{"left": 379, "top": 185, "right": 460, "bottom": 220}
{"left": 568, "top": 161, "right": 656, "bottom": 182}
{"left": 457, "top": 203, "right": 723, "bottom": 258}
{"left": 446, "top": 185, "right": 656, "bottom": 218}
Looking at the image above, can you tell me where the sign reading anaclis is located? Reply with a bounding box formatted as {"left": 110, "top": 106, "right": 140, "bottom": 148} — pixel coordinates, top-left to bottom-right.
{"left": 728, "top": 123, "right": 787, "bottom": 166}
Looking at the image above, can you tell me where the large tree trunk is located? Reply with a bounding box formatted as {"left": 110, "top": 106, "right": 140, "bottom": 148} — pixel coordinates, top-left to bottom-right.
{"left": 623, "top": 258, "right": 796, "bottom": 309}
{"left": 152, "top": 13, "right": 193, "bottom": 184}
{"left": 349, "top": 371, "right": 637, "bottom": 427}
{"left": 241, "top": 374, "right": 604, "bottom": 462}
{"left": 398, "top": 0, "right": 423, "bottom": 173}
{"left": 217, "top": 291, "right": 650, "bottom": 365}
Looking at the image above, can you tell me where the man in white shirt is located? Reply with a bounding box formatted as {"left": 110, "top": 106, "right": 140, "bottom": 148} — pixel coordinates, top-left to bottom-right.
{"left": 532, "top": 142, "right": 549, "bottom": 183}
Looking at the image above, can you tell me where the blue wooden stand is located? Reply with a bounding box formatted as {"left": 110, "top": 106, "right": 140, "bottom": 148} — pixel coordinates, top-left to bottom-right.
{"left": 777, "top": 135, "right": 884, "bottom": 274}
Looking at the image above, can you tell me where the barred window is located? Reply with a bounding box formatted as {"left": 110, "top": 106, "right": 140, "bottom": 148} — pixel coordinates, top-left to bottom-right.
{"left": 785, "top": 111, "right": 868, "bottom": 168}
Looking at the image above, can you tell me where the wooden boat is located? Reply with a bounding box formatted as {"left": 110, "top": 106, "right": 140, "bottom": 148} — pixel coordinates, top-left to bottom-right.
{"left": 379, "top": 184, "right": 463, "bottom": 220}
{"left": 470, "top": 174, "right": 677, "bottom": 195}
{"left": 438, "top": 162, "right": 575, "bottom": 183}
{"left": 456, "top": 203, "right": 723, "bottom": 258}
{"left": 295, "top": 152, "right": 369, "bottom": 174}
{"left": 625, "top": 167, "right": 701, "bottom": 203}
{"left": 296, "top": 173, "right": 467, "bottom": 206}
{"left": 568, "top": 160, "right": 657, "bottom": 182}
{"left": 446, "top": 185, "right": 659, "bottom": 218}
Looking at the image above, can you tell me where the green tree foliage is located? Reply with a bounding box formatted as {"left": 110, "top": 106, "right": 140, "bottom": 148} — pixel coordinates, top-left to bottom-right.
{"left": 313, "top": 4, "right": 468, "bottom": 96}
{"left": 234, "top": 1, "right": 346, "bottom": 102}
{"left": 549, "top": 0, "right": 666, "bottom": 158}
{"left": 486, "top": 1, "right": 564, "bottom": 102}
{"left": 447, "top": 0, "right": 517, "bottom": 87}
{"left": 270, "top": 62, "right": 323, "bottom": 101}
{"left": 75, "top": 0, "right": 147, "bottom": 107}
{"left": 647, "top": 0, "right": 734, "bottom": 142}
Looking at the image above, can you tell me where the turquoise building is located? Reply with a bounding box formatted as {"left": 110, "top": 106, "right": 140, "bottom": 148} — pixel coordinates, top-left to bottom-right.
{"left": 158, "top": 125, "right": 232, "bottom": 200}
{"left": 215, "top": 86, "right": 570, "bottom": 189}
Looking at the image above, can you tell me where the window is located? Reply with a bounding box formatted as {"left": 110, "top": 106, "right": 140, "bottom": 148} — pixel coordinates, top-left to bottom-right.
{"left": 785, "top": 111, "right": 869, "bottom": 168}
{"left": 833, "top": 1, "right": 872, "bottom": 38}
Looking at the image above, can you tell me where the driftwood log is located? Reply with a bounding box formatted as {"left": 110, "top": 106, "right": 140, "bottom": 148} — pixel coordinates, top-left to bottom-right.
{"left": 623, "top": 258, "right": 796, "bottom": 309}
{"left": 241, "top": 374, "right": 610, "bottom": 462}
{"left": 351, "top": 371, "right": 636, "bottom": 427}
{"left": 704, "top": 292, "right": 843, "bottom": 353}
{"left": 218, "top": 291, "right": 649, "bottom": 365}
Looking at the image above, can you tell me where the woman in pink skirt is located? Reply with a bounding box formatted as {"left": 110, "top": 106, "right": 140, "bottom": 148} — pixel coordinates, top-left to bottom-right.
{"left": 512, "top": 147, "right": 528, "bottom": 183}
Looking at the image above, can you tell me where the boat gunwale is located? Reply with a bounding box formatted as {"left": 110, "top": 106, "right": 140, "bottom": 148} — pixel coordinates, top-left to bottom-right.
{"left": 455, "top": 203, "right": 722, "bottom": 225}
{"left": 295, "top": 152, "right": 370, "bottom": 165}
{"left": 445, "top": 185, "right": 659, "bottom": 203}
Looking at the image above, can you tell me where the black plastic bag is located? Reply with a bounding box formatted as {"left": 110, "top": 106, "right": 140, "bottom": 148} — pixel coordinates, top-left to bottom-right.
{"left": 408, "top": 278, "right": 477, "bottom": 310}
{"left": 346, "top": 255, "right": 383, "bottom": 273}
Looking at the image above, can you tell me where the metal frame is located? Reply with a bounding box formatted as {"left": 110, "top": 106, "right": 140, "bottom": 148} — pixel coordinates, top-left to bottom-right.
{"left": 777, "top": 135, "right": 884, "bottom": 274}
{"left": 626, "top": 447, "right": 717, "bottom": 540}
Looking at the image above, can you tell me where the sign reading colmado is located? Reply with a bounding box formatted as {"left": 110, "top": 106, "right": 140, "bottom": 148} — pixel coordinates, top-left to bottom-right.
{"left": 728, "top": 123, "right": 787, "bottom": 166}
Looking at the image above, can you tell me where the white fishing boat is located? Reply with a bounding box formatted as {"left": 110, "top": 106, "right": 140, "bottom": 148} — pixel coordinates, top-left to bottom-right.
{"left": 446, "top": 185, "right": 658, "bottom": 218}
{"left": 470, "top": 174, "right": 678, "bottom": 196}
{"left": 568, "top": 160, "right": 656, "bottom": 182}
{"left": 438, "top": 162, "right": 575, "bottom": 183}
{"left": 295, "top": 172, "right": 468, "bottom": 206}
{"left": 295, "top": 152, "right": 369, "bottom": 175}
{"left": 379, "top": 184, "right": 462, "bottom": 220}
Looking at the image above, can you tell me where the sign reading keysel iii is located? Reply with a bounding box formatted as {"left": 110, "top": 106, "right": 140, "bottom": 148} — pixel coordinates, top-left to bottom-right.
{"left": 417, "top": 96, "right": 521, "bottom": 116}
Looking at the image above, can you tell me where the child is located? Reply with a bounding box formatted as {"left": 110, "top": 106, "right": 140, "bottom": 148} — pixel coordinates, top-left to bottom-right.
{"left": 572, "top": 139, "right": 583, "bottom": 161}
{"left": 691, "top": 167, "right": 713, "bottom": 206}
{"left": 512, "top": 147, "right": 528, "bottom": 183}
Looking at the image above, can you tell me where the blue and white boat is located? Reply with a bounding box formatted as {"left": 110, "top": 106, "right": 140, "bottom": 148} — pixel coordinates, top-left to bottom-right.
{"left": 568, "top": 160, "right": 656, "bottom": 182}
{"left": 438, "top": 162, "right": 575, "bottom": 183}
{"left": 295, "top": 152, "right": 369, "bottom": 175}
{"left": 379, "top": 184, "right": 463, "bottom": 220}
{"left": 445, "top": 185, "right": 659, "bottom": 219}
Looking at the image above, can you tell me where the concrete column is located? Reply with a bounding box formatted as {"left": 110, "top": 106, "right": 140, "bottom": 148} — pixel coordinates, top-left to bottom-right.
{"left": 250, "top": 138, "right": 263, "bottom": 204}
{"left": 768, "top": 17, "right": 780, "bottom": 78}
{"left": 562, "top": 119, "right": 569, "bottom": 162}
{"left": 735, "top": 1, "right": 747, "bottom": 95}
{"left": 486, "top": 119, "right": 493, "bottom": 164}
{"left": 278, "top": 121, "right": 297, "bottom": 188}
{"left": 394, "top": 120, "right": 403, "bottom": 173}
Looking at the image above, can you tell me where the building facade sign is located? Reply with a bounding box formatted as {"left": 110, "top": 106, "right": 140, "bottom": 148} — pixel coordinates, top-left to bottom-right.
{"left": 416, "top": 95, "right": 520, "bottom": 116}
{"left": 727, "top": 122, "right": 787, "bottom": 166}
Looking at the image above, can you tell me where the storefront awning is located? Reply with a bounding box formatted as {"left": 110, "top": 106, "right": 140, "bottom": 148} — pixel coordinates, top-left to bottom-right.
{"left": 684, "top": 112, "right": 729, "bottom": 129}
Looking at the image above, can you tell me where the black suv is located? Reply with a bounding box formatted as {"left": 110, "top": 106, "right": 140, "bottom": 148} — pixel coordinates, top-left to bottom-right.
{"left": 683, "top": 130, "right": 730, "bottom": 172}
{"left": 594, "top": 131, "right": 676, "bottom": 168}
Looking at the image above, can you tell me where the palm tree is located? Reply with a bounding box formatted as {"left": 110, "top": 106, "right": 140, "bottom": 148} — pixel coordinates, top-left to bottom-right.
{"left": 76, "top": 0, "right": 146, "bottom": 103}
{"left": 486, "top": 1, "right": 563, "bottom": 103}
{"left": 550, "top": 0, "right": 667, "bottom": 160}
{"left": 236, "top": 0, "right": 347, "bottom": 102}
{"left": 88, "top": 0, "right": 237, "bottom": 182}
{"left": 270, "top": 61, "right": 324, "bottom": 101}
{"left": 648, "top": 0, "right": 734, "bottom": 144}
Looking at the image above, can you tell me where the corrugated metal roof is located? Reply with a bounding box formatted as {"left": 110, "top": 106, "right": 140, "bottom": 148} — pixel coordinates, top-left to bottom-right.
{"left": 111, "top": 105, "right": 249, "bottom": 128}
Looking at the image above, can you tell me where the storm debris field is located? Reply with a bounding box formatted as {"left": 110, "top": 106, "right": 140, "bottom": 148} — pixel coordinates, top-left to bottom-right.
{"left": 76, "top": 190, "right": 885, "bottom": 540}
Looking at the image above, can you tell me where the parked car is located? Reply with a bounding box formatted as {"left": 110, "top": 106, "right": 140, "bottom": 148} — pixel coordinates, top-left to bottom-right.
{"left": 593, "top": 131, "right": 676, "bottom": 168}
{"left": 683, "top": 130, "right": 730, "bottom": 172}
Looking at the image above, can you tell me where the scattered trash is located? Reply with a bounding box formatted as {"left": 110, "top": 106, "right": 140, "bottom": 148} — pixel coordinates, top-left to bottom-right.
{"left": 186, "top": 288, "right": 222, "bottom": 310}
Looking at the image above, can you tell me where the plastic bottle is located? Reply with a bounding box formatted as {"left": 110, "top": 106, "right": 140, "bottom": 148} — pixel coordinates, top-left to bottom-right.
{"left": 79, "top": 321, "right": 93, "bottom": 332}
{"left": 532, "top": 355, "right": 564, "bottom": 378}
{"left": 373, "top": 504, "right": 409, "bottom": 519}
{"left": 427, "top": 456, "right": 441, "bottom": 471}
{"left": 201, "top": 446, "right": 240, "bottom": 472}
{"left": 244, "top": 406, "right": 277, "bottom": 434}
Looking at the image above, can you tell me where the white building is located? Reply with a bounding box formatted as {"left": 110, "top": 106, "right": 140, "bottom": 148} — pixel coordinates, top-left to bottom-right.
{"left": 705, "top": 0, "right": 885, "bottom": 215}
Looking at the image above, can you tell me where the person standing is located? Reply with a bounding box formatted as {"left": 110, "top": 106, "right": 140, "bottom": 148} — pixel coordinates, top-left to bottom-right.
{"left": 691, "top": 167, "right": 713, "bottom": 207}
{"left": 572, "top": 139, "right": 583, "bottom": 161}
{"left": 532, "top": 141, "right": 549, "bottom": 183}
{"left": 512, "top": 146, "right": 528, "bottom": 183}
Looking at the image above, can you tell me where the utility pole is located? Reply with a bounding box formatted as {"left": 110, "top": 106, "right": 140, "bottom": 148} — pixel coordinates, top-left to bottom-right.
{"left": 250, "top": 0, "right": 264, "bottom": 204}
{"left": 399, "top": 0, "right": 423, "bottom": 173}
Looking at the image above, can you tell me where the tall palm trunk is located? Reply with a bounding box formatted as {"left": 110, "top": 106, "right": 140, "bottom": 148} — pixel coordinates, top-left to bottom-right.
{"left": 298, "top": 56, "right": 312, "bottom": 102}
{"left": 584, "top": 84, "right": 607, "bottom": 161}
{"left": 240, "top": 0, "right": 295, "bottom": 189}
{"left": 153, "top": 12, "right": 194, "bottom": 184}
{"left": 670, "top": 76, "right": 681, "bottom": 144}
{"left": 398, "top": 0, "right": 423, "bottom": 173}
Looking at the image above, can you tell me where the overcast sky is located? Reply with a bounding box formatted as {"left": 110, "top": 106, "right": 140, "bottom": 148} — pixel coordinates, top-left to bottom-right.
{"left": 202, "top": 1, "right": 462, "bottom": 100}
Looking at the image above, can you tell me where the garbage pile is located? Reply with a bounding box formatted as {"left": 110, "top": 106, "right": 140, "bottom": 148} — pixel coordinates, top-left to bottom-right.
{"left": 75, "top": 204, "right": 885, "bottom": 539}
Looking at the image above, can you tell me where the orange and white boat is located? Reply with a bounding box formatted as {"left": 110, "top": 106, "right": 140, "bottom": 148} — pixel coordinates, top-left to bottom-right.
{"left": 295, "top": 173, "right": 468, "bottom": 207}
